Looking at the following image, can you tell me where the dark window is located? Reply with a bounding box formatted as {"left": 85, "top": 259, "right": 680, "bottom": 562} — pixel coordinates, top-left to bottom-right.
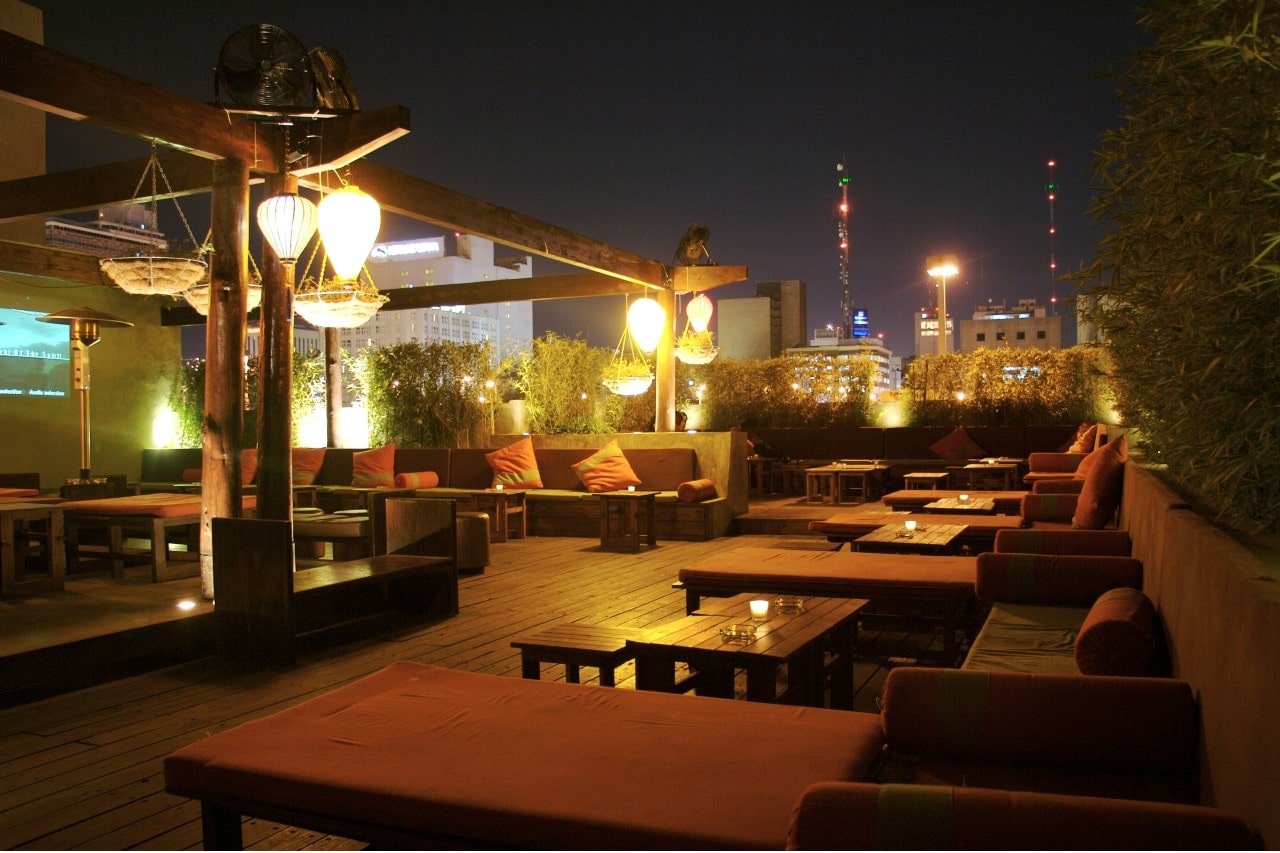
{"left": 976, "top": 333, "right": 986, "bottom": 342}
{"left": 996, "top": 331, "right": 1006, "bottom": 341}
{"left": 1036, "top": 330, "right": 1046, "bottom": 339}
{"left": 1016, "top": 331, "right": 1026, "bottom": 340}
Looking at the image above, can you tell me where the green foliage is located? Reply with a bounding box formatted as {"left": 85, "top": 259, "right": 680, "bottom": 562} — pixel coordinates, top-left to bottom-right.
{"left": 903, "top": 347, "right": 1110, "bottom": 426}
{"left": 513, "top": 333, "right": 619, "bottom": 434}
{"left": 692, "top": 353, "right": 877, "bottom": 430}
{"left": 351, "top": 340, "right": 492, "bottom": 447}
{"left": 168, "top": 359, "right": 205, "bottom": 448}
{"left": 1077, "top": 0, "right": 1280, "bottom": 532}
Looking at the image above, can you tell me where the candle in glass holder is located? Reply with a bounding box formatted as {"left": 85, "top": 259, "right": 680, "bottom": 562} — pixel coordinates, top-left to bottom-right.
{"left": 627, "top": 485, "right": 635, "bottom": 492}
{"left": 749, "top": 599, "right": 769, "bottom": 621}
{"left": 959, "top": 493, "right": 970, "bottom": 504}
{"left": 494, "top": 483, "right": 504, "bottom": 491}
{"left": 904, "top": 519, "right": 917, "bottom": 534}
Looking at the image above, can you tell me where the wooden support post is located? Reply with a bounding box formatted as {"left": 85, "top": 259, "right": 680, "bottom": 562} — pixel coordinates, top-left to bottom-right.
{"left": 326, "top": 327, "right": 341, "bottom": 446}
{"left": 655, "top": 287, "right": 676, "bottom": 432}
{"left": 200, "top": 157, "right": 249, "bottom": 600}
{"left": 257, "top": 173, "right": 297, "bottom": 522}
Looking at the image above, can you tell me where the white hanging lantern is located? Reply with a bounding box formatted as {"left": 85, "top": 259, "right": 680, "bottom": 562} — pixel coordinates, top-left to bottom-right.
{"left": 627, "top": 297, "right": 666, "bottom": 353}
{"left": 685, "top": 293, "right": 714, "bottom": 332}
{"left": 256, "top": 193, "right": 318, "bottom": 265}
{"left": 317, "top": 184, "right": 380, "bottom": 280}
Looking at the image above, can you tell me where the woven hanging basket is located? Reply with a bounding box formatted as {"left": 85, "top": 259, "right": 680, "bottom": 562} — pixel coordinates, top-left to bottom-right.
{"left": 100, "top": 256, "right": 208, "bottom": 296}
{"left": 294, "top": 276, "right": 388, "bottom": 328}
{"left": 601, "top": 356, "right": 653, "bottom": 396}
{"left": 183, "top": 281, "right": 263, "bottom": 316}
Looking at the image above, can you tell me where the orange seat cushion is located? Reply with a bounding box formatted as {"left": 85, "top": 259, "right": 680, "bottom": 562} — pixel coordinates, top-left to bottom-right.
{"left": 61, "top": 493, "right": 256, "bottom": 517}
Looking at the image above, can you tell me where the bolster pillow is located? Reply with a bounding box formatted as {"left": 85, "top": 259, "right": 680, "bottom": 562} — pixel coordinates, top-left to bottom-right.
{"left": 1074, "top": 587, "right": 1159, "bottom": 676}
{"left": 677, "top": 478, "right": 716, "bottom": 503}
{"left": 394, "top": 471, "right": 440, "bottom": 489}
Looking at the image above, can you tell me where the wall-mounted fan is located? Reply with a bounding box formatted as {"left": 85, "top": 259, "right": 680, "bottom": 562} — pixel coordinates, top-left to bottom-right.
{"left": 216, "top": 23, "right": 313, "bottom": 109}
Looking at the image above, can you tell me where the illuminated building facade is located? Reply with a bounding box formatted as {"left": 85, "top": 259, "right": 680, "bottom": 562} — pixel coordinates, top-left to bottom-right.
{"left": 958, "top": 298, "right": 1062, "bottom": 352}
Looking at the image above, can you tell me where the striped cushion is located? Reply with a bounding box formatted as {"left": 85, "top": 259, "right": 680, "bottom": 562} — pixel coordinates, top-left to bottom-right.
{"left": 571, "top": 441, "right": 640, "bottom": 493}
{"left": 352, "top": 443, "right": 396, "bottom": 488}
{"left": 485, "top": 436, "right": 543, "bottom": 489}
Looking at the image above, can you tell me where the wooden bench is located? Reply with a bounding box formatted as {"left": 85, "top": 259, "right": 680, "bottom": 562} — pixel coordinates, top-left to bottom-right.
{"left": 213, "top": 506, "right": 458, "bottom": 666}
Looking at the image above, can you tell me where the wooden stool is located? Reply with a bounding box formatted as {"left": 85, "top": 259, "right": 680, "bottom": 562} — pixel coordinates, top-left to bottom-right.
{"left": 511, "top": 624, "right": 637, "bottom": 687}
{"left": 456, "top": 511, "right": 489, "bottom": 574}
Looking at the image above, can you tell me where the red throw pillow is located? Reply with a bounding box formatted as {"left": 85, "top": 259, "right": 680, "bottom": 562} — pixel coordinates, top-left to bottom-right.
{"left": 291, "top": 447, "right": 327, "bottom": 486}
{"left": 394, "top": 471, "right": 440, "bottom": 489}
{"left": 572, "top": 440, "right": 641, "bottom": 493}
{"left": 1072, "top": 435, "right": 1127, "bottom": 529}
{"left": 240, "top": 448, "right": 258, "bottom": 486}
{"left": 485, "top": 436, "right": 543, "bottom": 489}
{"left": 1074, "top": 587, "right": 1158, "bottom": 675}
{"left": 928, "top": 426, "right": 987, "bottom": 461}
{"left": 352, "top": 443, "right": 396, "bottom": 488}
{"left": 677, "top": 478, "right": 716, "bottom": 503}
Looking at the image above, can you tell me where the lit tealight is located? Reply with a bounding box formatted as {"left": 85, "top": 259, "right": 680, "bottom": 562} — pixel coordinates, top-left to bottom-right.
{"left": 959, "top": 493, "right": 970, "bottom": 504}
{"left": 749, "top": 599, "right": 769, "bottom": 621}
{"left": 904, "top": 519, "right": 918, "bottom": 533}
{"left": 494, "top": 483, "right": 504, "bottom": 491}
{"left": 176, "top": 599, "right": 197, "bottom": 611}
{"left": 627, "top": 485, "right": 635, "bottom": 492}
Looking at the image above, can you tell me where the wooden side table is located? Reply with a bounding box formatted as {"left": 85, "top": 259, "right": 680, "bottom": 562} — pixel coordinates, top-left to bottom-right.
{"left": 903, "top": 472, "right": 950, "bottom": 490}
{"left": 599, "top": 490, "right": 658, "bottom": 551}
{"left": 511, "top": 624, "right": 637, "bottom": 687}
{"left": 0, "top": 502, "right": 65, "bottom": 597}
{"left": 469, "top": 489, "right": 527, "bottom": 543}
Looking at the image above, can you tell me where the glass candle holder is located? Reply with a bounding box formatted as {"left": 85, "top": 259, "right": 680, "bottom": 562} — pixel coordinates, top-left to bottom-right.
{"left": 904, "top": 519, "right": 918, "bottom": 535}
{"left": 749, "top": 599, "right": 769, "bottom": 621}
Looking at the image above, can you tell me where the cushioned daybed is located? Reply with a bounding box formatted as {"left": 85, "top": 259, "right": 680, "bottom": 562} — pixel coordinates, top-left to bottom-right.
{"left": 164, "top": 661, "right": 886, "bottom": 850}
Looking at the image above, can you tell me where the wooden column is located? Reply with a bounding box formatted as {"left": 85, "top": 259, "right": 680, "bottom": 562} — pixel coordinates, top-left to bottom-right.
{"left": 256, "top": 173, "right": 296, "bottom": 521}
{"left": 654, "top": 287, "right": 676, "bottom": 432}
{"left": 200, "top": 157, "right": 249, "bottom": 600}
{"left": 325, "top": 327, "right": 341, "bottom": 446}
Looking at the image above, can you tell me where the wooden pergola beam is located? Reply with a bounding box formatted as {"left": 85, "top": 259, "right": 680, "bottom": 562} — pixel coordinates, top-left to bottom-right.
{"left": 0, "top": 30, "right": 280, "bottom": 171}
{"left": 306, "top": 160, "right": 669, "bottom": 289}
{"left": 0, "top": 240, "right": 102, "bottom": 285}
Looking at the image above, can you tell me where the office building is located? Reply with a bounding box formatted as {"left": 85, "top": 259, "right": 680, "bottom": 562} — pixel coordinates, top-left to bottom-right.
{"left": 958, "top": 298, "right": 1062, "bottom": 352}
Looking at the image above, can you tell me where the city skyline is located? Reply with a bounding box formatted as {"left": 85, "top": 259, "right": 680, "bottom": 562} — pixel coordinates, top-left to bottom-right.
{"left": 33, "top": 0, "right": 1144, "bottom": 354}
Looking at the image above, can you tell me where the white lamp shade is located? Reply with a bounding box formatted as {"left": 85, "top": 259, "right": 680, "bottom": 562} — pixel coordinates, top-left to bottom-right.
{"left": 318, "top": 185, "right": 381, "bottom": 280}
{"left": 685, "top": 293, "right": 714, "bottom": 332}
{"left": 627, "top": 297, "right": 666, "bottom": 353}
{"left": 256, "top": 193, "right": 318, "bottom": 265}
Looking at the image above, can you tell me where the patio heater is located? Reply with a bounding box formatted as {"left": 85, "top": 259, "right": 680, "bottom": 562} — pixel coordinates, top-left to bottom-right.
{"left": 37, "top": 307, "right": 133, "bottom": 483}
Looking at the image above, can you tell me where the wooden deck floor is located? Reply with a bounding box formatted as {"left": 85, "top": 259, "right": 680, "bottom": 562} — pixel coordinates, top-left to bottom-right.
{"left": 0, "top": 500, "right": 939, "bottom": 850}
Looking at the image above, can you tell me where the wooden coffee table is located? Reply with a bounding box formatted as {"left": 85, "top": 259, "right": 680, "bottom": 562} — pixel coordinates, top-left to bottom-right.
{"left": 922, "top": 496, "right": 997, "bottom": 514}
{"left": 627, "top": 594, "right": 867, "bottom": 709}
{"left": 853, "top": 522, "right": 966, "bottom": 555}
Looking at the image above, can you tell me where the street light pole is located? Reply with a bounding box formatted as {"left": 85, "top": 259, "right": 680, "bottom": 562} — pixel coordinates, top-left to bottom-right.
{"left": 926, "top": 255, "right": 959, "bottom": 357}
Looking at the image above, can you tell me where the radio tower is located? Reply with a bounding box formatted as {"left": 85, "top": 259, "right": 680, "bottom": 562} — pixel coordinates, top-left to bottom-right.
{"left": 837, "top": 160, "right": 851, "bottom": 336}
{"left": 1045, "top": 159, "right": 1058, "bottom": 315}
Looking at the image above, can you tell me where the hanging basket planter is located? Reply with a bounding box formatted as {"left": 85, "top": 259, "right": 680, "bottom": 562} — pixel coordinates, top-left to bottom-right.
{"left": 601, "top": 355, "right": 653, "bottom": 396}
{"left": 183, "top": 280, "right": 263, "bottom": 316}
{"left": 100, "top": 139, "right": 209, "bottom": 297}
{"left": 294, "top": 273, "right": 387, "bottom": 328}
{"left": 100, "top": 256, "right": 208, "bottom": 296}
{"left": 674, "top": 328, "right": 720, "bottom": 365}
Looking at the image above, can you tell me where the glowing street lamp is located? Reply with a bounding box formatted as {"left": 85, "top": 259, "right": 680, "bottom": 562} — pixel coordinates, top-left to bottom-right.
{"left": 926, "top": 254, "right": 959, "bottom": 357}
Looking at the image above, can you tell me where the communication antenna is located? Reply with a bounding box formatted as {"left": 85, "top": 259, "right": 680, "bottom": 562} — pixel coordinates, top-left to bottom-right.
{"left": 1046, "top": 159, "right": 1058, "bottom": 315}
{"left": 837, "top": 160, "right": 851, "bottom": 336}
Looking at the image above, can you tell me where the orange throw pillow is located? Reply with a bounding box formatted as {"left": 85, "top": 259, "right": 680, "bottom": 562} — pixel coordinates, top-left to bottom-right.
{"left": 1072, "top": 435, "right": 1127, "bottom": 529}
{"left": 394, "top": 471, "right": 440, "bottom": 489}
{"left": 291, "top": 447, "right": 327, "bottom": 486}
{"left": 1069, "top": 423, "right": 1098, "bottom": 453}
{"left": 352, "top": 443, "right": 396, "bottom": 488}
{"left": 240, "top": 448, "right": 258, "bottom": 486}
{"left": 485, "top": 436, "right": 543, "bottom": 489}
{"left": 677, "top": 478, "right": 717, "bottom": 503}
{"left": 572, "top": 441, "right": 641, "bottom": 493}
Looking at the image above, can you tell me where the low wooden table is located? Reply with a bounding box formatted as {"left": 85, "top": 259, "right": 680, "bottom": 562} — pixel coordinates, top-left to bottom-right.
{"left": 293, "top": 511, "right": 372, "bottom": 561}
{"left": 511, "top": 624, "right": 637, "bottom": 687}
{"left": 468, "top": 489, "right": 527, "bottom": 543}
{"left": 903, "top": 472, "right": 950, "bottom": 490}
{"left": 853, "top": 522, "right": 967, "bottom": 555}
{"left": 962, "top": 462, "right": 1021, "bottom": 490}
{"left": 805, "top": 464, "right": 889, "bottom": 504}
{"left": 599, "top": 490, "right": 658, "bottom": 551}
{"left": 0, "top": 502, "right": 65, "bottom": 597}
{"left": 627, "top": 594, "right": 867, "bottom": 709}
{"left": 922, "top": 496, "right": 997, "bottom": 514}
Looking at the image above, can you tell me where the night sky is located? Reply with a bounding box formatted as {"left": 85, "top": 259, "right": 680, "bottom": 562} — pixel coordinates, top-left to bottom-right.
{"left": 31, "top": 0, "right": 1144, "bottom": 355}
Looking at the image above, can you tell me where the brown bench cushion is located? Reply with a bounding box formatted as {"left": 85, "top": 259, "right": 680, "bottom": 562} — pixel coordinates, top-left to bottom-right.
{"left": 164, "top": 662, "right": 885, "bottom": 850}
{"left": 680, "top": 547, "right": 976, "bottom": 595}
{"left": 61, "top": 493, "right": 257, "bottom": 517}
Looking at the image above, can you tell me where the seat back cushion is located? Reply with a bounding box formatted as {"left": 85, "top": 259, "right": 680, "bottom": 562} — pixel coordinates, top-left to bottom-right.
{"left": 929, "top": 426, "right": 987, "bottom": 461}
{"left": 1074, "top": 587, "right": 1160, "bottom": 676}
{"left": 1072, "top": 435, "right": 1128, "bottom": 529}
